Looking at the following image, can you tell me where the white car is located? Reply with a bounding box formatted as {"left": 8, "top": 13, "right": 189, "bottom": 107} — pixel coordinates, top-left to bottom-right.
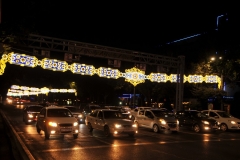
{"left": 130, "top": 107, "right": 152, "bottom": 121}
{"left": 36, "top": 107, "right": 79, "bottom": 139}
{"left": 202, "top": 110, "right": 240, "bottom": 131}
{"left": 85, "top": 109, "right": 138, "bottom": 137}
{"left": 135, "top": 108, "right": 179, "bottom": 133}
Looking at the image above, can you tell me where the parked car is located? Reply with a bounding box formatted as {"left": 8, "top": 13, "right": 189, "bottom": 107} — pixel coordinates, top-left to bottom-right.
{"left": 85, "top": 109, "right": 138, "bottom": 137}
{"left": 22, "top": 105, "right": 44, "bottom": 124}
{"left": 202, "top": 110, "right": 240, "bottom": 131}
{"left": 175, "top": 110, "right": 219, "bottom": 133}
{"left": 134, "top": 108, "right": 179, "bottom": 133}
{"left": 130, "top": 107, "right": 152, "bottom": 121}
{"left": 63, "top": 106, "right": 84, "bottom": 124}
{"left": 36, "top": 106, "right": 79, "bottom": 139}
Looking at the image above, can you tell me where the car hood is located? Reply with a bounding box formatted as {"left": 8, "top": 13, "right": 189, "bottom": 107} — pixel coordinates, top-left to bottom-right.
{"left": 157, "top": 117, "right": 177, "bottom": 122}
{"left": 198, "top": 117, "right": 217, "bottom": 123}
{"left": 46, "top": 117, "right": 78, "bottom": 123}
{"left": 104, "top": 118, "right": 134, "bottom": 125}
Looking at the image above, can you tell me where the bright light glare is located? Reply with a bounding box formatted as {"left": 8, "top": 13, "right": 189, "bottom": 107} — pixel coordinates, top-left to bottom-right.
{"left": 73, "top": 122, "right": 78, "bottom": 126}
{"left": 202, "top": 121, "right": 209, "bottom": 125}
{"left": 159, "top": 119, "right": 166, "bottom": 125}
{"left": 231, "top": 121, "right": 236, "bottom": 124}
{"left": 49, "top": 122, "right": 57, "bottom": 127}
{"left": 115, "top": 124, "right": 121, "bottom": 128}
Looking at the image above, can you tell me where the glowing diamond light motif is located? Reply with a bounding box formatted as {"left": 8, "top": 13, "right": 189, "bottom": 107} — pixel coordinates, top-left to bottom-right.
{"left": 124, "top": 67, "right": 146, "bottom": 86}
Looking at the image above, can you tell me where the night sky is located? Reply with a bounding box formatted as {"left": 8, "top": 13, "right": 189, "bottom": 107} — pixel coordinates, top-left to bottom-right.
{"left": 2, "top": 1, "right": 237, "bottom": 54}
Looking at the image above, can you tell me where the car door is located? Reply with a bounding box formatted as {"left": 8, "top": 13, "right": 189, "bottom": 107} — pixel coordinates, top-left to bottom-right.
{"left": 96, "top": 111, "right": 104, "bottom": 130}
{"left": 136, "top": 110, "right": 145, "bottom": 127}
{"left": 143, "top": 111, "right": 154, "bottom": 128}
{"left": 88, "top": 110, "right": 98, "bottom": 129}
{"left": 37, "top": 108, "right": 46, "bottom": 130}
{"left": 183, "top": 112, "right": 195, "bottom": 128}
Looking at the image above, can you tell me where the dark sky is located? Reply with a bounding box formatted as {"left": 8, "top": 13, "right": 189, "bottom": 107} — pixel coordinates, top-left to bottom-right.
{"left": 2, "top": 1, "right": 237, "bottom": 54}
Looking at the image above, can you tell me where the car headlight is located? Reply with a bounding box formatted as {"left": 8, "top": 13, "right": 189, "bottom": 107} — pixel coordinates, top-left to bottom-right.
{"left": 177, "top": 120, "right": 179, "bottom": 124}
{"left": 202, "top": 121, "right": 209, "bottom": 125}
{"left": 49, "top": 122, "right": 57, "bottom": 127}
{"left": 73, "top": 122, "right": 78, "bottom": 126}
{"left": 159, "top": 119, "right": 166, "bottom": 125}
{"left": 28, "top": 114, "right": 33, "bottom": 118}
{"left": 78, "top": 114, "right": 83, "bottom": 118}
{"left": 115, "top": 124, "right": 122, "bottom": 128}
{"left": 230, "top": 121, "right": 236, "bottom": 124}
{"left": 132, "top": 124, "right": 137, "bottom": 128}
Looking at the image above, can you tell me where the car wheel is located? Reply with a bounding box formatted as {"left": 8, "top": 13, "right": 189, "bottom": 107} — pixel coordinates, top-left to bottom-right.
{"left": 45, "top": 127, "right": 50, "bottom": 140}
{"left": 73, "top": 134, "right": 78, "bottom": 139}
{"left": 220, "top": 123, "right": 228, "bottom": 131}
{"left": 36, "top": 123, "right": 41, "bottom": 134}
{"left": 153, "top": 124, "right": 159, "bottom": 133}
{"left": 88, "top": 123, "right": 93, "bottom": 132}
{"left": 193, "top": 124, "right": 201, "bottom": 133}
{"left": 104, "top": 126, "right": 111, "bottom": 137}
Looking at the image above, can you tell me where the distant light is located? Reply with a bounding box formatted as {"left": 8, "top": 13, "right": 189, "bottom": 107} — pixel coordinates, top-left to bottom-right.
{"left": 210, "top": 57, "right": 215, "bottom": 61}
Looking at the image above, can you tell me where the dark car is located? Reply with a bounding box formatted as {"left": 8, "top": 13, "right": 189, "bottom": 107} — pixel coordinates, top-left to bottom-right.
{"left": 175, "top": 110, "right": 219, "bottom": 133}
{"left": 23, "top": 105, "right": 44, "bottom": 124}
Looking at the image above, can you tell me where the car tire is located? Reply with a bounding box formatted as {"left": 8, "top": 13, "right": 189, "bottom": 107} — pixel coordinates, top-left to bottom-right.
{"left": 36, "top": 123, "right": 41, "bottom": 134}
{"left": 88, "top": 123, "right": 93, "bottom": 132}
{"left": 193, "top": 124, "right": 201, "bottom": 133}
{"left": 104, "top": 126, "right": 111, "bottom": 137}
{"left": 220, "top": 123, "right": 228, "bottom": 132}
{"left": 45, "top": 127, "right": 50, "bottom": 140}
{"left": 153, "top": 124, "right": 159, "bottom": 133}
{"left": 73, "top": 134, "right": 78, "bottom": 139}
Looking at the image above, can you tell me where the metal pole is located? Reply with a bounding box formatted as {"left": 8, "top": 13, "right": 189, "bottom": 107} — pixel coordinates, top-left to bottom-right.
{"left": 133, "top": 86, "right": 135, "bottom": 108}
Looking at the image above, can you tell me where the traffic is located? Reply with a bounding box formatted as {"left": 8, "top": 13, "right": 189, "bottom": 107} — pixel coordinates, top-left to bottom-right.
{"left": 1, "top": 103, "right": 240, "bottom": 159}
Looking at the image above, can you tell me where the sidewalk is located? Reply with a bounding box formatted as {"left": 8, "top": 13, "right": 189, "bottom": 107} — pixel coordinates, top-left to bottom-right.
{"left": 0, "top": 111, "right": 15, "bottom": 159}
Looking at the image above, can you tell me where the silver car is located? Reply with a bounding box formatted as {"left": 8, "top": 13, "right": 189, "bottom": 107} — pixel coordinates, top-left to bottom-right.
{"left": 36, "top": 107, "right": 79, "bottom": 139}
{"left": 135, "top": 109, "right": 179, "bottom": 133}
{"left": 85, "top": 109, "right": 138, "bottom": 137}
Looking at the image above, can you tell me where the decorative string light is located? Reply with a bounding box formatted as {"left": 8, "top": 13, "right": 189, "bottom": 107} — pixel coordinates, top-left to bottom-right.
{"left": 1, "top": 52, "right": 221, "bottom": 88}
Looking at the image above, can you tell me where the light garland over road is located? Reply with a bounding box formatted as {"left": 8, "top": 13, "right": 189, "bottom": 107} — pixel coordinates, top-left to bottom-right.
{"left": 7, "top": 85, "right": 76, "bottom": 96}
{"left": 0, "top": 52, "right": 221, "bottom": 88}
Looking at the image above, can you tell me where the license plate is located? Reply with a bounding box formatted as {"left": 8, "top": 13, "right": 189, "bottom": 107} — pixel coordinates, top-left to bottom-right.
{"left": 61, "top": 128, "right": 72, "bottom": 132}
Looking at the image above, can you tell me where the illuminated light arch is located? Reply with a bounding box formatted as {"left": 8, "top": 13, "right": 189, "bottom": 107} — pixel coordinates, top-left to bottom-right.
{"left": 0, "top": 52, "right": 222, "bottom": 88}
{"left": 7, "top": 85, "right": 76, "bottom": 96}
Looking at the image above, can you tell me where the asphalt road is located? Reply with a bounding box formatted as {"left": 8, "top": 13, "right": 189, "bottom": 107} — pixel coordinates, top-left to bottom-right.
{"left": 1, "top": 104, "right": 240, "bottom": 160}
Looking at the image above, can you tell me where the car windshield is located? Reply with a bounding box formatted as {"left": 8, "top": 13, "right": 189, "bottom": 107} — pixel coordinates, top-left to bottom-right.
{"left": 104, "top": 111, "right": 123, "bottom": 119}
{"left": 152, "top": 110, "right": 175, "bottom": 117}
{"left": 47, "top": 109, "right": 73, "bottom": 117}
{"left": 27, "top": 106, "right": 43, "bottom": 112}
{"left": 216, "top": 111, "right": 232, "bottom": 118}
{"left": 193, "top": 112, "right": 209, "bottom": 118}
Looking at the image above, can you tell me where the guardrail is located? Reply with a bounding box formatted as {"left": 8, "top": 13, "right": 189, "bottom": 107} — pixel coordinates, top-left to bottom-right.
{"left": 0, "top": 108, "right": 35, "bottom": 160}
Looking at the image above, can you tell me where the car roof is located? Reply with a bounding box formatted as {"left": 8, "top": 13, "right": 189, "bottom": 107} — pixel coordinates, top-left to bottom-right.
{"left": 45, "top": 106, "right": 68, "bottom": 110}
{"left": 94, "top": 109, "right": 119, "bottom": 111}
{"left": 202, "top": 110, "right": 224, "bottom": 112}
